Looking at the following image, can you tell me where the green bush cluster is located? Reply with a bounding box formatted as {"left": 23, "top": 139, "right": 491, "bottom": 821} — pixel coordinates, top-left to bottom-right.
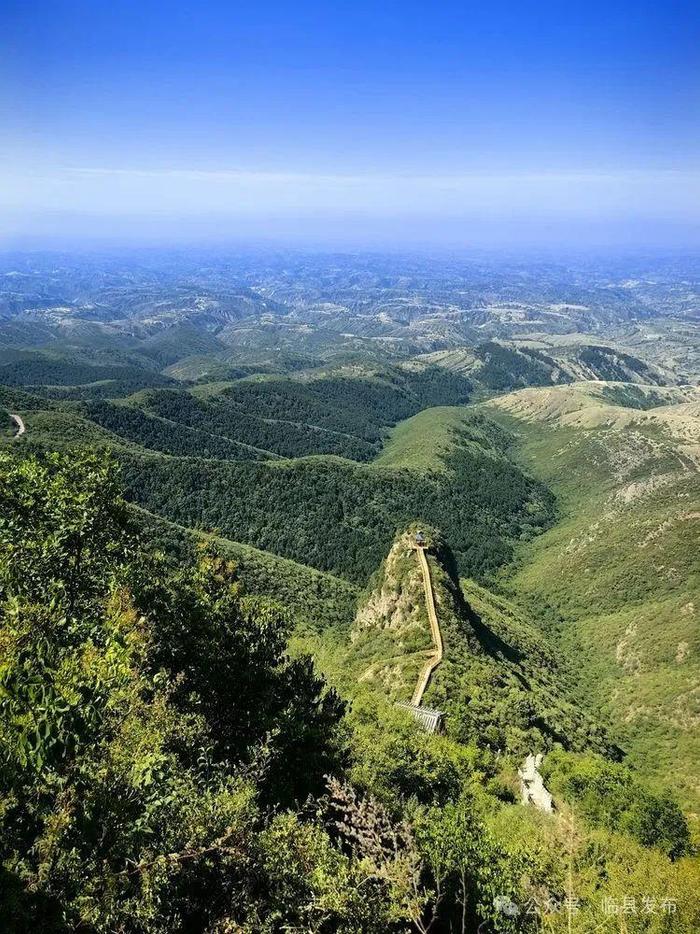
{"left": 541, "top": 750, "right": 691, "bottom": 859}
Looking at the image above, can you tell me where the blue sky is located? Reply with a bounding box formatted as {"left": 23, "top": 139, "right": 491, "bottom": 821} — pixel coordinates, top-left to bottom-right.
{"left": 2, "top": 0, "right": 699, "bottom": 247}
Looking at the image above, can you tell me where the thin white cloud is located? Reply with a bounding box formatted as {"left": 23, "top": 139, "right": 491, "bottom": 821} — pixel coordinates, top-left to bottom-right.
{"left": 64, "top": 165, "right": 700, "bottom": 186}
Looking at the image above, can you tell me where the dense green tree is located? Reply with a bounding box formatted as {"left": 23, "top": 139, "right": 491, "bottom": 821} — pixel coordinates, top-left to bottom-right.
{"left": 0, "top": 451, "right": 356, "bottom": 931}
{"left": 541, "top": 750, "right": 690, "bottom": 859}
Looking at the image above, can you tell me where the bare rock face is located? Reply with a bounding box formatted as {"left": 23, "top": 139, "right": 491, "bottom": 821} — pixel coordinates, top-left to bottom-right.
{"left": 352, "top": 532, "right": 429, "bottom": 641}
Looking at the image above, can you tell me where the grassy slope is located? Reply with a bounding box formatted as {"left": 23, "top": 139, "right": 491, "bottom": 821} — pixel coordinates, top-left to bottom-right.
{"left": 373, "top": 406, "right": 473, "bottom": 470}
{"left": 485, "top": 384, "right": 700, "bottom": 811}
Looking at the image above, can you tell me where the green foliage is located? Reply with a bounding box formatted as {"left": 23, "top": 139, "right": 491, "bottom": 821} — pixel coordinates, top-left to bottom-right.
{"left": 474, "top": 342, "right": 566, "bottom": 391}
{"left": 0, "top": 384, "right": 53, "bottom": 413}
{"left": 133, "top": 506, "right": 360, "bottom": 630}
{"left": 0, "top": 449, "right": 131, "bottom": 617}
{"left": 348, "top": 698, "right": 487, "bottom": 808}
{"left": 0, "top": 349, "right": 174, "bottom": 390}
{"left": 255, "top": 807, "right": 421, "bottom": 933}
{"left": 1, "top": 399, "right": 698, "bottom": 930}
{"left": 341, "top": 528, "right": 615, "bottom": 761}
{"left": 9, "top": 364, "right": 471, "bottom": 464}
{"left": 135, "top": 324, "right": 227, "bottom": 368}
{"left": 136, "top": 551, "right": 347, "bottom": 806}
{"left": 598, "top": 383, "right": 670, "bottom": 410}
{"left": 432, "top": 572, "right": 615, "bottom": 758}
{"left": 0, "top": 450, "right": 358, "bottom": 931}
{"left": 578, "top": 345, "right": 659, "bottom": 383}
{"left": 375, "top": 407, "right": 510, "bottom": 472}
{"left": 0, "top": 405, "right": 13, "bottom": 437}
{"left": 495, "top": 400, "right": 700, "bottom": 811}
{"left": 541, "top": 750, "right": 690, "bottom": 859}
{"left": 122, "top": 364, "right": 471, "bottom": 461}
{"left": 118, "top": 412, "right": 554, "bottom": 584}
{"left": 84, "top": 399, "right": 268, "bottom": 460}
{"left": 121, "top": 386, "right": 378, "bottom": 460}
{"left": 412, "top": 797, "right": 553, "bottom": 934}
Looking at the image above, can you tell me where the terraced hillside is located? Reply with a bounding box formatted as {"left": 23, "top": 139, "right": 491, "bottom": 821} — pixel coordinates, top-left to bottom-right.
{"left": 484, "top": 383, "right": 700, "bottom": 811}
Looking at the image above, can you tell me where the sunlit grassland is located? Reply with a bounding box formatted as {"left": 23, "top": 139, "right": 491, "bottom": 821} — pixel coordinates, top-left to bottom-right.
{"left": 373, "top": 405, "right": 471, "bottom": 470}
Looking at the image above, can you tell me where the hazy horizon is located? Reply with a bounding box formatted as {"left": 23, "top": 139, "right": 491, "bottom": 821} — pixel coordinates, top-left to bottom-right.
{"left": 2, "top": 0, "right": 699, "bottom": 249}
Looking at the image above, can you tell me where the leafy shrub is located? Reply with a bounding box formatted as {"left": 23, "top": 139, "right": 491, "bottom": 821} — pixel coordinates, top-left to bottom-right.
{"left": 541, "top": 750, "right": 690, "bottom": 858}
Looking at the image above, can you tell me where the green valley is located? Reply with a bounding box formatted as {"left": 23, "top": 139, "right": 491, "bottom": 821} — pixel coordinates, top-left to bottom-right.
{"left": 483, "top": 383, "right": 700, "bottom": 812}
{"left": 1, "top": 249, "right": 699, "bottom": 932}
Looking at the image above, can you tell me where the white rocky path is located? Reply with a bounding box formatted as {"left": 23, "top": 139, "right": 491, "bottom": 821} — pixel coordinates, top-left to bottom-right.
{"left": 10, "top": 414, "right": 26, "bottom": 437}
{"left": 519, "top": 753, "right": 554, "bottom": 813}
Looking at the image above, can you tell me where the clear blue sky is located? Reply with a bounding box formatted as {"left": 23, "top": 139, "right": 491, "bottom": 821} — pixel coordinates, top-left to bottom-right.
{"left": 2, "top": 0, "right": 699, "bottom": 247}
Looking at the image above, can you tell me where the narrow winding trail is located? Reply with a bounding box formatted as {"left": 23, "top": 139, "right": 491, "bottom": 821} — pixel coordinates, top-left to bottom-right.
{"left": 10, "top": 414, "right": 26, "bottom": 437}
{"left": 411, "top": 545, "right": 444, "bottom": 706}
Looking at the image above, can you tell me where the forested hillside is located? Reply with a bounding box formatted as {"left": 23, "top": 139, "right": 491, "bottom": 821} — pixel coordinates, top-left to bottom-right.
{"left": 0, "top": 349, "right": 177, "bottom": 392}
{"left": 0, "top": 357, "right": 474, "bottom": 459}
{"left": 1, "top": 362, "right": 549, "bottom": 584}
{"left": 116, "top": 412, "right": 552, "bottom": 583}
{"left": 132, "top": 505, "right": 360, "bottom": 631}
{"left": 2, "top": 250, "right": 699, "bottom": 931}
{"left": 425, "top": 340, "right": 669, "bottom": 390}
{"left": 2, "top": 449, "right": 698, "bottom": 933}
